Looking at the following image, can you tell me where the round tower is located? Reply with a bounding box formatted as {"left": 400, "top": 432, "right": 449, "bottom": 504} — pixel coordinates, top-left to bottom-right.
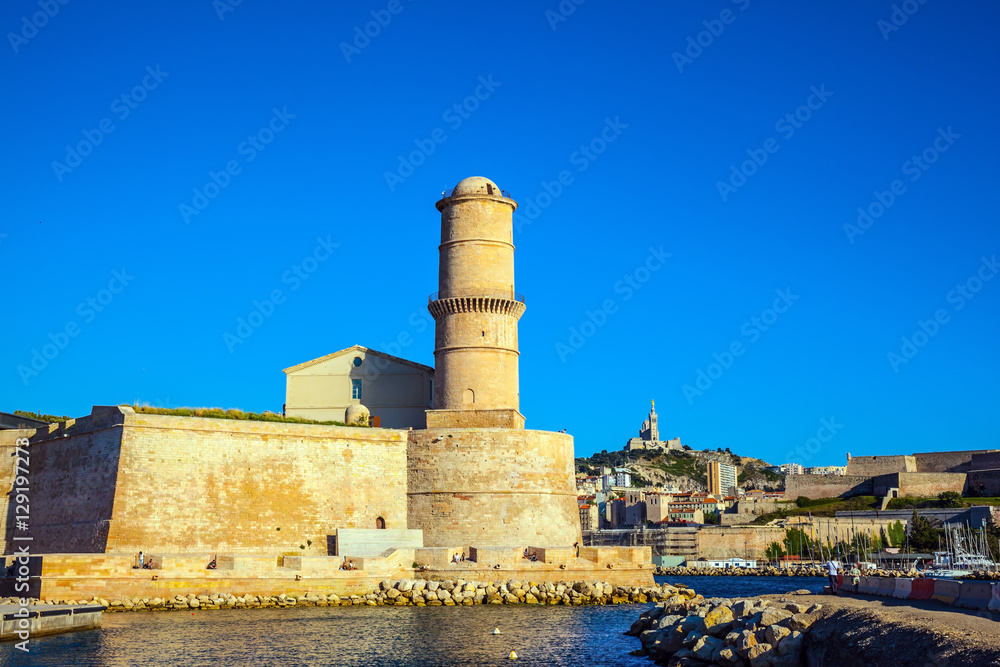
{"left": 426, "top": 176, "right": 525, "bottom": 429}
{"left": 408, "top": 176, "right": 585, "bottom": 549}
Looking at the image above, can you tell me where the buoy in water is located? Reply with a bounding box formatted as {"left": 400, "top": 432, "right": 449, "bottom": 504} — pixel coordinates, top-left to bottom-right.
{"left": 509, "top": 650, "right": 518, "bottom": 660}
{"left": 492, "top": 628, "right": 501, "bottom": 635}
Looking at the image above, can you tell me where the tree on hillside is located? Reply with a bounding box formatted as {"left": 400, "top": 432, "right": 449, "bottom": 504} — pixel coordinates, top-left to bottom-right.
{"left": 909, "top": 510, "right": 942, "bottom": 552}
{"left": 887, "top": 520, "right": 906, "bottom": 547}
{"left": 765, "top": 541, "right": 785, "bottom": 561}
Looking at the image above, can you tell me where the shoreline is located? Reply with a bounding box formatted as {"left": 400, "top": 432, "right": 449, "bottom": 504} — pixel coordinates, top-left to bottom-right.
{"left": 626, "top": 587, "right": 1000, "bottom": 666}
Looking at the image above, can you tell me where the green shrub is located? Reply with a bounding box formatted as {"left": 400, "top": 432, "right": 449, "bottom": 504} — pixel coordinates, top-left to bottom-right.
{"left": 127, "top": 404, "right": 352, "bottom": 427}
{"left": 795, "top": 496, "right": 811, "bottom": 508}
{"left": 938, "top": 491, "right": 964, "bottom": 508}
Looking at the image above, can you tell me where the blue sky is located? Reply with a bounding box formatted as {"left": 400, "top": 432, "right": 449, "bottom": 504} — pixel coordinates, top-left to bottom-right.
{"left": 3, "top": 0, "right": 998, "bottom": 466}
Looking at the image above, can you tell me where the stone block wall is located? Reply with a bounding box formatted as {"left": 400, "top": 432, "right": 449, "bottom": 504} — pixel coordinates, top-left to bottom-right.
{"left": 3, "top": 411, "right": 124, "bottom": 554}
{"left": 407, "top": 428, "right": 582, "bottom": 548}
{"left": 845, "top": 455, "right": 914, "bottom": 476}
{"left": 895, "top": 472, "right": 967, "bottom": 497}
{"left": 968, "top": 470, "right": 1000, "bottom": 497}
{"left": 697, "top": 526, "right": 785, "bottom": 560}
{"left": 913, "top": 450, "right": 992, "bottom": 473}
{"left": 784, "top": 474, "right": 874, "bottom": 500}
{"left": 4, "top": 406, "right": 409, "bottom": 556}
{"left": 0, "top": 429, "right": 34, "bottom": 550}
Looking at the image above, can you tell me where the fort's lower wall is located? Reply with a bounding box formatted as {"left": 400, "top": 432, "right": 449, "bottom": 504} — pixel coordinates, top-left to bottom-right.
{"left": 2, "top": 412, "right": 124, "bottom": 554}
{"left": 697, "top": 526, "right": 785, "bottom": 560}
{"left": 875, "top": 472, "right": 967, "bottom": 497}
{"left": 968, "top": 470, "right": 1000, "bottom": 497}
{"left": 407, "top": 428, "right": 582, "bottom": 548}
{"left": 4, "top": 406, "right": 409, "bottom": 556}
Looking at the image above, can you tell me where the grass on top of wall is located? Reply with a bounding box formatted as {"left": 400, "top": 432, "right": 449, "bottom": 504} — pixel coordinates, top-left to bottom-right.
{"left": 125, "top": 405, "right": 354, "bottom": 427}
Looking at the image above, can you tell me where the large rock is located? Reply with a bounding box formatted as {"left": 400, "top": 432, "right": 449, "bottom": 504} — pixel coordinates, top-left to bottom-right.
{"left": 692, "top": 635, "right": 723, "bottom": 662}
{"left": 657, "top": 614, "right": 683, "bottom": 630}
{"left": 705, "top": 607, "right": 734, "bottom": 638}
{"left": 787, "top": 613, "right": 816, "bottom": 633}
{"left": 765, "top": 624, "right": 790, "bottom": 648}
{"left": 747, "top": 643, "right": 774, "bottom": 667}
{"left": 734, "top": 629, "right": 758, "bottom": 658}
{"left": 716, "top": 647, "right": 744, "bottom": 666}
{"left": 755, "top": 608, "right": 793, "bottom": 627}
{"left": 777, "top": 630, "right": 803, "bottom": 657}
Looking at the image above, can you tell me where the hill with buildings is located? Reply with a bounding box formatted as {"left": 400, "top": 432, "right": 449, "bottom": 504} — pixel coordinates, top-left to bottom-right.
{"left": 575, "top": 447, "right": 782, "bottom": 493}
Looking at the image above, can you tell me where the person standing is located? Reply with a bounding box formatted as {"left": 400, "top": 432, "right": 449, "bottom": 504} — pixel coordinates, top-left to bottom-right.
{"left": 826, "top": 557, "right": 841, "bottom": 594}
{"left": 849, "top": 562, "right": 862, "bottom": 593}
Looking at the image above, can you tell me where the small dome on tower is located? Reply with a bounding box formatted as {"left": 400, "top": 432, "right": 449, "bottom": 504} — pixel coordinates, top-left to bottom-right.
{"left": 451, "top": 176, "right": 502, "bottom": 197}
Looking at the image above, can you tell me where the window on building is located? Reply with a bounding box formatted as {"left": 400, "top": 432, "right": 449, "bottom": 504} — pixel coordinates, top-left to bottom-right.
{"left": 429, "top": 378, "right": 434, "bottom": 403}
{"left": 353, "top": 356, "right": 363, "bottom": 367}
{"left": 351, "top": 379, "right": 362, "bottom": 400}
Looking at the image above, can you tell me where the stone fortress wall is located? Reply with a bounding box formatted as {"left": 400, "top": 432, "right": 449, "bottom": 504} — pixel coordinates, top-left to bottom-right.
{"left": 784, "top": 474, "right": 875, "bottom": 500}
{"left": 407, "top": 428, "right": 582, "bottom": 548}
{"left": 786, "top": 449, "right": 996, "bottom": 500}
{"left": 845, "top": 455, "right": 915, "bottom": 476}
{"left": 4, "top": 406, "right": 409, "bottom": 556}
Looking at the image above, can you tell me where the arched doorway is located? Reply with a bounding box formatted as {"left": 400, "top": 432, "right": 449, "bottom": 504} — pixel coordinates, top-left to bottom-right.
{"left": 376, "top": 517, "right": 386, "bottom": 529}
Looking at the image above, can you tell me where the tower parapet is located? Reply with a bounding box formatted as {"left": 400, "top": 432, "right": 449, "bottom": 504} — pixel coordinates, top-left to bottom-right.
{"left": 426, "top": 176, "right": 525, "bottom": 429}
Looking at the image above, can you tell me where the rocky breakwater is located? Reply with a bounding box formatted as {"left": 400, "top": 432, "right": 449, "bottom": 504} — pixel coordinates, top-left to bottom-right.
{"left": 960, "top": 570, "right": 1000, "bottom": 581}
{"left": 655, "top": 565, "right": 919, "bottom": 578}
{"left": 626, "top": 591, "right": 822, "bottom": 667}
{"left": 2, "top": 579, "right": 685, "bottom": 612}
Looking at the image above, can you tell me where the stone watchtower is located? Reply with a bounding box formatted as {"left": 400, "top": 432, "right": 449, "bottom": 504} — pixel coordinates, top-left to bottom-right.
{"left": 426, "top": 176, "right": 525, "bottom": 429}
{"left": 407, "top": 176, "right": 582, "bottom": 548}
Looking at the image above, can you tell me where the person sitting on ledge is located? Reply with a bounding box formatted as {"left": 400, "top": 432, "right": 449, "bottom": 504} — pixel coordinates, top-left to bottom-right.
{"left": 522, "top": 549, "right": 530, "bottom": 559}
{"left": 207, "top": 559, "right": 217, "bottom": 570}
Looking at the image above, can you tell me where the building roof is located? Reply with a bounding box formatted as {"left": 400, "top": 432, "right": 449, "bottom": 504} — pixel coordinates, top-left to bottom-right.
{"left": 283, "top": 345, "right": 434, "bottom": 375}
{"left": 0, "top": 412, "right": 50, "bottom": 430}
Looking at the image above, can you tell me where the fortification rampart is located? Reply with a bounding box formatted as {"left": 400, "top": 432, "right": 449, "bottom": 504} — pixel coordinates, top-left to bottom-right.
{"left": 784, "top": 474, "right": 874, "bottom": 500}
{"left": 407, "top": 428, "right": 581, "bottom": 548}
{"left": 913, "top": 450, "right": 992, "bottom": 473}
{"left": 845, "top": 455, "right": 915, "bottom": 476}
{"left": 874, "top": 472, "right": 967, "bottom": 497}
{"left": 4, "top": 406, "right": 408, "bottom": 555}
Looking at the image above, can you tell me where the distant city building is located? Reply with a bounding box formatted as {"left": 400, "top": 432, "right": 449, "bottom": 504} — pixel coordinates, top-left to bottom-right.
{"left": 707, "top": 461, "right": 738, "bottom": 497}
{"left": 645, "top": 492, "right": 669, "bottom": 523}
{"left": 667, "top": 505, "right": 705, "bottom": 524}
{"left": 602, "top": 471, "right": 632, "bottom": 490}
{"left": 578, "top": 504, "right": 598, "bottom": 531}
{"left": 624, "top": 401, "right": 682, "bottom": 452}
{"left": 780, "top": 463, "right": 804, "bottom": 475}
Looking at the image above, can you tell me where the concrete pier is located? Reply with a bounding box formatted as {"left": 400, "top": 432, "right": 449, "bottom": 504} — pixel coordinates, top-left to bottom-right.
{"left": 0, "top": 604, "right": 103, "bottom": 642}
